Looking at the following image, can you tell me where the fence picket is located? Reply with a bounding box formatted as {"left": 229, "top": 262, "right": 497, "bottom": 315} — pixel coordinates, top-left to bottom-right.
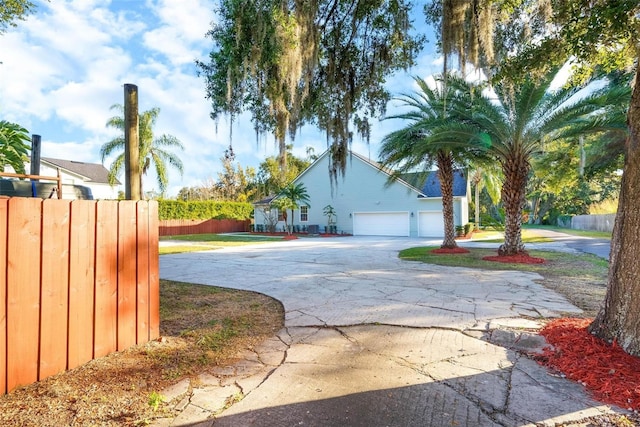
{"left": 117, "top": 201, "right": 137, "bottom": 351}
{"left": 39, "top": 200, "right": 71, "bottom": 380}
{"left": 149, "top": 201, "right": 160, "bottom": 340}
{"left": 94, "top": 201, "right": 118, "bottom": 358}
{"left": 136, "top": 202, "right": 150, "bottom": 343}
{"left": 6, "top": 198, "right": 42, "bottom": 392}
{"left": 68, "top": 200, "right": 96, "bottom": 370}
{"left": 0, "top": 199, "right": 8, "bottom": 395}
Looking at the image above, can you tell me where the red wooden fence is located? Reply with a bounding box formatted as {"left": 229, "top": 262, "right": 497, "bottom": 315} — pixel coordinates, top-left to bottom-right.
{"left": 159, "top": 218, "right": 250, "bottom": 236}
{"left": 0, "top": 197, "right": 159, "bottom": 394}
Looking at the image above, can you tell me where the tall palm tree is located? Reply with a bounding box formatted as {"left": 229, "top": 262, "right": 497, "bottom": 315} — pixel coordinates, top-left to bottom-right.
{"left": 274, "top": 182, "right": 310, "bottom": 235}
{"left": 380, "top": 74, "right": 480, "bottom": 249}
{"left": 0, "top": 120, "right": 30, "bottom": 175}
{"left": 427, "top": 70, "right": 629, "bottom": 255}
{"left": 100, "top": 105, "right": 184, "bottom": 197}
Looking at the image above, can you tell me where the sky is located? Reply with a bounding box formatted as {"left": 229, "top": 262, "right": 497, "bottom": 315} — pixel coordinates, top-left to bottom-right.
{"left": 0, "top": 0, "right": 442, "bottom": 197}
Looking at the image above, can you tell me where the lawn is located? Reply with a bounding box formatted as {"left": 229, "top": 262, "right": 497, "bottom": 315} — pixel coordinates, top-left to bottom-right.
{"left": 524, "top": 224, "right": 612, "bottom": 239}
{"left": 159, "top": 233, "right": 283, "bottom": 254}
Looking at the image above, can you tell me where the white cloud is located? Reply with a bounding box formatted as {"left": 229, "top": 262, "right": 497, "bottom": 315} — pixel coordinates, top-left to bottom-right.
{"left": 143, "top": 0, "right": 214, "bottom": 66}
{"left": 0, "top": 0, "right": 440, "bottom": 197}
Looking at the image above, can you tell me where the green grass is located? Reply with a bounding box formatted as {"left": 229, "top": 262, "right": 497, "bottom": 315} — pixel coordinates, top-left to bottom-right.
{"left": 160, "top": 233, "right": 282, "bottom": 243}
{"left": 524, "top": 225, "right": 612, "bottom": 239}
{"left": 159, "top": 233, "right": 282, "bottom": 255}
{"left": 399, "top": 246, "right": 608, "bottom": 277}
{"left": 159, "top": 245, "right": 221, "bottom": 255}
{"left": 477, "top": 229, "right": 554, "bottom": 244}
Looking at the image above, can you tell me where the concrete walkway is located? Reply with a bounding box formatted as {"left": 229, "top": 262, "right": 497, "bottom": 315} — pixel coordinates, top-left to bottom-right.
{"left": 154, "top": 235, "right": 621, "bottom": 426}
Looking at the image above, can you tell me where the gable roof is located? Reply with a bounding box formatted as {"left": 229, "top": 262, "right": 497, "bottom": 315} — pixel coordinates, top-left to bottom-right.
{"left": 41, "top": 157, "right": 119, "bottom": 185}
{"left": 253, "top": 150, "right": 468, "bottom": 206}
{"left": 291, "top": 149, "right": 427, "bottom": 196}
{"left": 402, "top": 170, "right": 467, "bottom": 197}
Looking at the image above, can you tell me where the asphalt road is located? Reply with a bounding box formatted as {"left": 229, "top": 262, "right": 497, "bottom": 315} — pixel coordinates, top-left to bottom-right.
{"left": 528, "top": 228, "right": 611, "bottom": 260}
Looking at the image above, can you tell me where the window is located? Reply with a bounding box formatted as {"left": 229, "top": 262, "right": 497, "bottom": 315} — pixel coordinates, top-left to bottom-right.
{"left": 300, "top": 206, "right": 308, "bottom": 222}
{"left": 277, "top": 209, "right": 285, "bottom": 222}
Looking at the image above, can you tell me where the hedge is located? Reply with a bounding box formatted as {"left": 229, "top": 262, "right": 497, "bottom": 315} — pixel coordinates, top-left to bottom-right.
{"left": 158, "top": 200, "right": 254, "bottom": 220}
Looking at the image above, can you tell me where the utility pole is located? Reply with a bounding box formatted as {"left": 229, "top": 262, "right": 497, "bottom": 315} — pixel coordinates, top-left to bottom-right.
{"left": 124, "top": 83, "right": 141, "bottom": 200}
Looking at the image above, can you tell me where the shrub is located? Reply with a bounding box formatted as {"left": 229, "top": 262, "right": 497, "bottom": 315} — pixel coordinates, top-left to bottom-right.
{"left": 464, "top": 223, "right": 473, "bottom": 235}
{"left": 158, "top": 200, "right": 253, "bottom": 220}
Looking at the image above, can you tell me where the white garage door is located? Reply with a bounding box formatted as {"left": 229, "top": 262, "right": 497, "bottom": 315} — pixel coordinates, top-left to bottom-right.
{"left": 418, "top": 211, "right": 444, "bottom": 237}
{"left": 352, "top": 212, "right": 410, "bottom": 236}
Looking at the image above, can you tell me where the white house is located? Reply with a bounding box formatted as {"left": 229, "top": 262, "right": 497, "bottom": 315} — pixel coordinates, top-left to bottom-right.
{"left": 253, "top": 150, "right": 469, "bottom": 237}
{"left": 39, "top": 158, "right": 120, "bottom": 200}
{"left": 2, "top": 158, "right": 120, "bottom": 200}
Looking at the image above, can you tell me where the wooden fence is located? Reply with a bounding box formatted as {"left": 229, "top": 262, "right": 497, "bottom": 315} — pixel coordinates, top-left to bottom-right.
{"left": 1, "top": 197, "right": 159, "bottom": 394}
{"left": 159, "top": 218, "right": 250, "bottom": 236}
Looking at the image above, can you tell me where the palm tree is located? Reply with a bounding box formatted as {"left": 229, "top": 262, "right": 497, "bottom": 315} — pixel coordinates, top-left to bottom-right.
{"left": 468, "top": 163, "right": 502, "bottom": 230}
{"left": 100, "top": 105, "right": 184, "bottom": 197}
{"left": 274, "top": 182, "right": 310, "bottom": 235}
{"left": 0, "top": 120, "right": 30, "bottom": 175}
{"left": 380, "top": 74, "right": 479, "bottom": 249}
{"left": 427, "top": 70, "right": 628, "bottom": 255}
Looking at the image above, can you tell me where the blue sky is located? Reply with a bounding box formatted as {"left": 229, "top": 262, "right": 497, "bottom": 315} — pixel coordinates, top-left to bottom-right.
{"left": 0, "top": 0, "right": 442, "bottom": 197}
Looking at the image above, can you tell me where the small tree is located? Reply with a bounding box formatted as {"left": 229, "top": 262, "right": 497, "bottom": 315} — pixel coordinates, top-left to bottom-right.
{"left": 261, "top": 207, "right": 279, "bottom": 233}
{"left": 273, "top": 183, "right": 310, "bottom": 235}
{"left": 323, "top": 205, "right": 336, "bottom": 225}
{"left": 271, "top": 197, "right": 294, "bottom": 234}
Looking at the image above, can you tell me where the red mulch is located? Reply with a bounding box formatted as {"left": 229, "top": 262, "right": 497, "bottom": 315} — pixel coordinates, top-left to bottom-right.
{"left": 482, "top": 252, "right": 546, "bottom": 264}
{"left": 282, "top": 235, "right": 298, "bottom": 240}
{"left": 537, "top": 318, "right": 640, "bottom": 411}
{"left": 431, "top": 247, "right": 471, "bottom": 254}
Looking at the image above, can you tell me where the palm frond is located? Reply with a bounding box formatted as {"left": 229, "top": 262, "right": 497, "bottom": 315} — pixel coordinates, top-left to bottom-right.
{"left": 107, "top": 154, "right": 125, "bottom": 186}
{"left": 100, "top": 137, "right": 125, "bottom": 162}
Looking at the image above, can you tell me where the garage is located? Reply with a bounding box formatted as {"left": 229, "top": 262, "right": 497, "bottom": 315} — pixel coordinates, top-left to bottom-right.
{"left": 418, "top": 211, "right": 444, "bottom": 237}
{"left": 352, "top": 212, "right": 410, "bottom": 236}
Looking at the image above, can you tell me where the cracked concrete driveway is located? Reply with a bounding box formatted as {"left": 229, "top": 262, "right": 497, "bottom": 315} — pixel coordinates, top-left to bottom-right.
{"left": 155, "top": 236, "right": 622, "bottom": 427}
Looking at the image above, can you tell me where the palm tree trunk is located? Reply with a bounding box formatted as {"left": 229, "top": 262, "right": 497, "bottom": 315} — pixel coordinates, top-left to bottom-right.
{"left": 437, "top": 152, "right": 458, "bottom": 249}
{"left": 473, "top": 173, "right": 481, "bottom": 231}
{"left": 498, "top": 151, "right": 528, "bottom": 256}
{"left": 589, "top": 68, "right": 640, "bottom": 356}
{"left": 289, "top": 208, "right": 294, "bottom": 235}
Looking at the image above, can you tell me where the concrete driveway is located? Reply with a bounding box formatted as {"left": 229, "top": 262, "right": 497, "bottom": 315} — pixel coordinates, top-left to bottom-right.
{"left": 156, "top": 236, "right": 621, "bottom": 427}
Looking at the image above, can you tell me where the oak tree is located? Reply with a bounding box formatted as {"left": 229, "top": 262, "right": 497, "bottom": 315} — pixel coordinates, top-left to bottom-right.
{"left": 197, "top": 0, "right": 423, "bottom": 184}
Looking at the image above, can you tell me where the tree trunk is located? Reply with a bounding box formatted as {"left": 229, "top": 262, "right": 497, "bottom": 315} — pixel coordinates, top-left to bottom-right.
{"left": 498, "top": 150, "right": 528, "bottom": 256}
{"left": 474, "top": 178, "right": 480, "bottom": 231}
{"left": 289, "top": 208, "right": 294, "bottom": 235}
{"left": 589, "top": 68, "right": 640, "bottom": 356}
{"left": 437, "top": 151, "right": 458, "bottom": 249}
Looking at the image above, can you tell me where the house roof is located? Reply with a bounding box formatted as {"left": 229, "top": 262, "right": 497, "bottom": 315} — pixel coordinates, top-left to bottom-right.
{"left": 41, "top": 157, "right": 119, "bottom": 185}
{"left": 402, "top": 170, "right": 468, "bottom": 198}
{"left": 254, "top": 196, "right": 276, "bottom": 206}
{"left": 252, "top": 150, "right": 467, "bottom": 206}
{"left": 291, "top": 149, "right": 427, "bottom": 196}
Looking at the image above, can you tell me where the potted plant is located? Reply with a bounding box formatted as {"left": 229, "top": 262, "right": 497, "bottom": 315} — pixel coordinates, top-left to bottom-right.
{"left": 323, "top": 204, "right": 337, "bottom": 234}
